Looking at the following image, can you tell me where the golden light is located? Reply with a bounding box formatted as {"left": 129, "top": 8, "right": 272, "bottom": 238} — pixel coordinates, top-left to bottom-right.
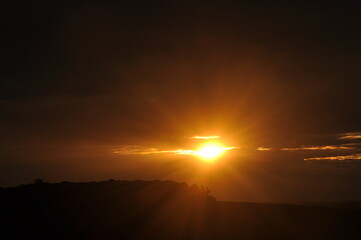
{"left": 195, "top": 143, "right": 228, "bottom": 162}
{"left": 110, "top": 135, "right": 238, "bottom": 163}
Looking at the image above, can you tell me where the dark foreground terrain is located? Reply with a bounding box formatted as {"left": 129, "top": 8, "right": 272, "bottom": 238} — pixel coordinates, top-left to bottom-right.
{"left": 1, "top": 180, "right": 361, "bottom": 240}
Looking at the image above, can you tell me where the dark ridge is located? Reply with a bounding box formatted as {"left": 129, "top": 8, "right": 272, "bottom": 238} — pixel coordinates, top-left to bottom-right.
{"left": 1, "top": 180, "right": 215, "bottom": 240}
{"left": 2, "top": 180, "right": 361, "bottom": 240}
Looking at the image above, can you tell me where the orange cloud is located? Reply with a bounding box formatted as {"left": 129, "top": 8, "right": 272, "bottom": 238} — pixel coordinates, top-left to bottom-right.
{"left": 338, "top": 132, "right": 361, "bottom": 140}
{"left": 189, "top": 136, "right": 221, "bottom": 140}
{"left": 111, "top": 145, "right": 167, "bottom": 155}
{"left": 304, "top": 154, "right": 361, "bottom": 161}
{"left": 111, "top": 145, "right": 238, "bottom": 156}
{"left": 257, "top": 147, "right": 272, "bottom": 151}
{"left": 281, "top": 145, "right": 354, "bottom": 151}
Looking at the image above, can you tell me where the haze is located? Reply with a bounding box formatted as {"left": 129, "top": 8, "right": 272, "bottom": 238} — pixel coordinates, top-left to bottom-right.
{"left": 2, "top": 1, "right": 361, "bottom": 203}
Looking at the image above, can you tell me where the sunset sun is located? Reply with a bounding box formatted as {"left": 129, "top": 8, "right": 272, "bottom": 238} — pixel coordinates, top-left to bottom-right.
{"left": 168, "top": 136, "right": 237, "bottom": 162}
{"left": 195, "top": 143, "right": 227, "bottom": 162}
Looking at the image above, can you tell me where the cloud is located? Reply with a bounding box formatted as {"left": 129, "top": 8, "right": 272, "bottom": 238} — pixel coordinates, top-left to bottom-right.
{"left": 111, "top": 145, "right": 169, "bottom": 155}
{"left": 304, "top": 154, "right": 361, "bottom": 161}
{"left": 111, "top": 145, "right": 196, "bottom": 156}
{"left": 173, "top": 149, "right": 196, "bottom": 155}
{"left": 281, "top": 145, "right": 354, "bottom": 151}
{"left": 342, "top": 143, "right": 361, "bottom": 146}
{"left": 111, "top": 144, "right": 238, "bottom": 156}
{"left": 189, "top": 136, "right": 221, "bottom": 140}
{"left": 338, "top": 132, "right": 361, "bottom": 140}
{"left": 257, "top": 147, "right": 272, "bottom": 151}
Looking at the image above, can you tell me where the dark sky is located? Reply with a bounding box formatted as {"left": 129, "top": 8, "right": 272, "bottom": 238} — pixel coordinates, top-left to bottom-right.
{"left": 1, "top": 1, "right": 361, "bottom": 202}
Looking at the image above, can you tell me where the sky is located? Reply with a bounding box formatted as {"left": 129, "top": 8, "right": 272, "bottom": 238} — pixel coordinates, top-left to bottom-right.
{"left": 1, "top": 1, "right": 361, "bottom": 202}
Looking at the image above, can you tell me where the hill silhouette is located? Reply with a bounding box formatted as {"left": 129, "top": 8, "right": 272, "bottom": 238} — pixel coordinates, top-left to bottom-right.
{"left": 1, "top": 180, "right": 361, "bottom": 240}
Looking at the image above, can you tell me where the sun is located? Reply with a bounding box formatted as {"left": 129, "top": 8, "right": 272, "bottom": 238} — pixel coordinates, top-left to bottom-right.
{"left": 195, "top": 143, "right": 226, "bottom": 162}
{"left": 173, "top": 136, "right": 237, "bottom": 162}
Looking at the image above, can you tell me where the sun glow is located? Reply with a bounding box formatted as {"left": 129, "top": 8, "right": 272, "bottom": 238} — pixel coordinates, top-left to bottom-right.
{"left": 195, "top": 143, "right": 228, "bottom": 162}
{"left": 111, "top": 135, "right": 238, "bottom": 163}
